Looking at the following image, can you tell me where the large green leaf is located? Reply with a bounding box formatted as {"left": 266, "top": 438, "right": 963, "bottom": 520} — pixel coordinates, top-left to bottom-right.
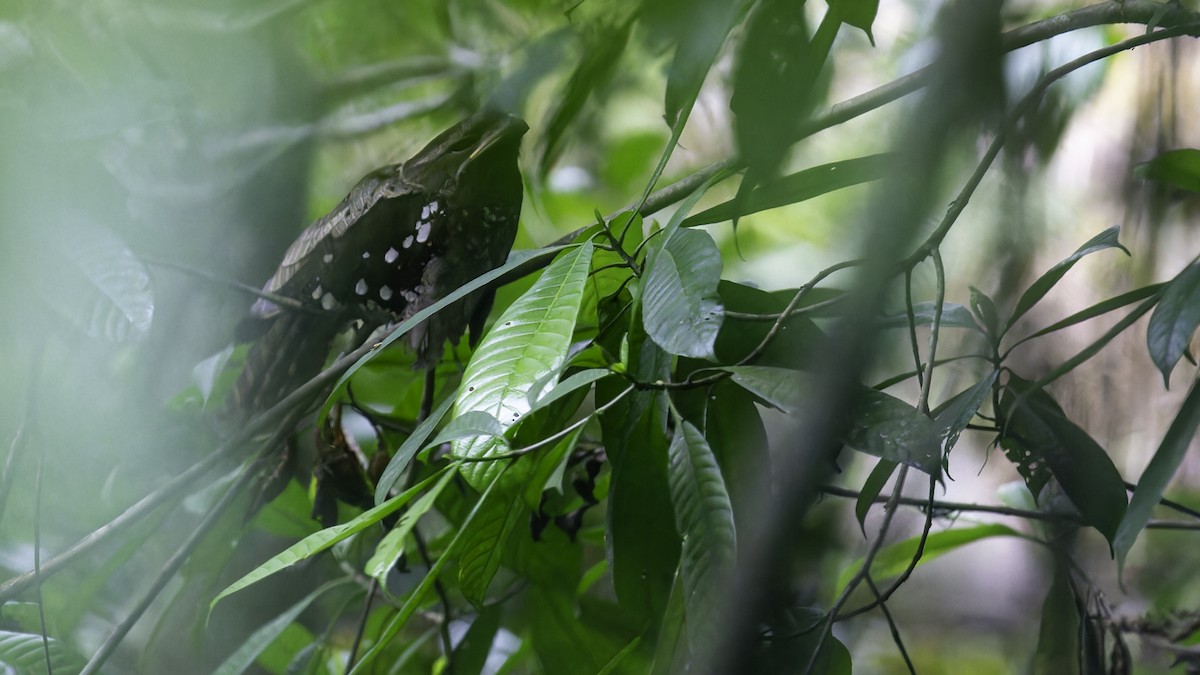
{"left": 1000, "top": 376, "right": 1128, "bottom": 546}
{"left": 642, "top": 228, "right": 725, "bottom": 358}
{"left": 452, "top": 605, "right": 502, "bottom": 675}
{"left": 1147, "top": 261, "right": 1200, "bottom": 387}
{"left": 667, "top": 417, "right": 736, "bottom": 649}
{"left": 458, "top": 487, "right": 527, "bottom": 606}
{"left": 844, "top": 388, "right": 942, "bottom": 475}
{"left": 1134, "top": 148, "right": 1200, "bottom": 192}
{"left": 836, "top": 523, "right": 1021, "bottom": 595}
{"left": 453, "top": 242, "right": 594, "bottom": 491}
{"left": 1005, "top": 226, "right": 1129, "bottom": 333}
{"left": 364, "top": 468, "right": 457, "bottom": 580}
{"left": 213, "top": 578, "right": 353, "bottom": 675}
{"left": 211, "top": 469, "right": 448, "bottom": 609}
{"left": 1114, "top": 377, "right": 1200, "bottom": 575}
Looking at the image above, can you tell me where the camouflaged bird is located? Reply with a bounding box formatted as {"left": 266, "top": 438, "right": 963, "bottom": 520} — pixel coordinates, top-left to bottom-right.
{"left": 232, "top": 112, "right": 528, "bottom": 417}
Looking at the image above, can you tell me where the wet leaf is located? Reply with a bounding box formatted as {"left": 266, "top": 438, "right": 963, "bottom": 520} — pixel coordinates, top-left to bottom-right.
{"left": 1147, "top": 261, "right": 1200, "bottom": 387}
{"left": 845, "top": 388, "right": 942, "bottom": 475}
{"left": 643, "top": 228, "right": 725, "bottom": 358}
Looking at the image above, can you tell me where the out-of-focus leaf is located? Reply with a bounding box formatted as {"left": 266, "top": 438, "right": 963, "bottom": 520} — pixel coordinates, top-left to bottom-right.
{"left": 879, "top": 301, "right": 983, "bottom": 333}
{"left": 659, "top": 0, "right": 743, "bottom": 126}
{"left": 827, "top": 0, "right": 880, "bottom": 44}
{"left": 1147, "top": 261, "right": 1200, "bottom": 387}
{"left": 1033, "top": 562, "right": 1081, "bottom": 675}
{"left": 716, "top": 280, "right": 828, "bottom": 369}
{"left": 213, "top": 578, "right": 352, "bottom": 675}
{"left": 836, "top": 524, "right": 1021, "bottom": 594}
{"left": 755, "top": 607, "right": 852, "bottom": 675}
{"left": 48, "top": 220, "right": 154, "bottom": 342}
{"left": 969, "top": 286, "right": 999, "bottom": 338}
{"left": 454, "top": 242, "right": 594, "bottom": 491}
{"left": 364, "top": 468, "right": 456, "bottom": 580}
{"left": 1134, "top": 148, "right": 1200, "bottom": 192}
{"left": 642, "top": 228, "right": 724, "bottom": 358}
{"left": 855, "top": 458, "right": 897, "bottom": 535}
{"left": 459, "top": 485, "right": 527, "bottom": 606}
{"left": 539, "top": 19, "right": 633, "bottom": 174}
{"left": 933, "top": 370, "right": 999, "bottom": 453}
{"left": 667, "top": 417, "right": 736, "bottom": 650}
{"left": 212, "top": 469, "right": 448, "bottom": 609}
{"left": 845, "top": 388, "right": 942, "bottom": 475}
{"left": 1114, "top": 376, "right": 1200, "bottom": 575}
{"left": 726, "top": 365, "right": 806, "bottom": 412}
{"left": 683, "top": 155, "right": 894, "bottom": 227}
{"left": 374, "top": 392, "right": 455, "bottom": 504}
{"left": 1005, "top": 226, "right": 1130, "bottom": 333}
{"left": 1000, "top": 375, "right": 1128, "bottom": 546}
{"left": 453, "top": 605, "right": 502, "bottom": 675}
{"left": 0, "top": 630, "right": 82, "bottom": 673}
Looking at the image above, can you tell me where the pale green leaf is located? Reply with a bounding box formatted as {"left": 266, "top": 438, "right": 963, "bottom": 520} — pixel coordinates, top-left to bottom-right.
{"left": 365, "top": 469, "right": 457, "bottom": 580}
{"left": 642, "top": 228, "right": 725, "bottom": 358}
{"left": 836, "top": 524, "right": 1020, "bottom": 595}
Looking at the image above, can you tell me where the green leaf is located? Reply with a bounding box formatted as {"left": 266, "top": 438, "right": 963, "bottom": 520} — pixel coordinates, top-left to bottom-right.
{"left": 969, "top": 286, "right": 1000, "bottom": 338}
{"left": 1147, "top": 261, "right": 1200, "bottom": 387}
{"left": 453, "top": 605, "right": 502, "bottom": 675}
{"left": 453, "top": 242, "right": 594, "bottom": 491}
{"left": 827, "top": 0, "right": 879, "bottom": 44}
{"left": 458, "top": 488, "right": 527, "bottom": 606}
{"left": 726, "top": 365, "right": 807, "bottom": 412}
{"left": 1033, "top": 562, "right": 1081, "bottom": 675}
{"left": 521, "top": 425, "right": 585, "bottom": 511}
{"left": 213, "top": 578, "right": 353, "bottom": 675}
{"left": 374, "top": 392, "right": 456, "bottom": 504}
{"left": 716, "top": 281, "right": 828, "bottom": 368}
{"left": 642, "top": 228, "right": 725, "bottom": 358}
{"left": 879, "top": 302, "right": 983, "bottom": 333}
{"left": 933, "top": 370, "right": 999, "bottom": 453}
{"left": 48, "top": 220, "right": 154, "bottom": 343}
{"left": 212, "top": 469, "right": 448, "bottom": 609}
{"left": 429, "top": 411, "right": 506, "bottom": 447}
{"left": 1011, "top": 282, "right": 1164, "bottom": 348}
{"left": 855, "top": 458, "right": 897, "bottom": 536}
{"left": 1005, "top": 226, "right": 1130, "bottom": 333}
{"left": 667, "top": 417, "right": 737, "bottom": 648}
{"left": 661, "top": 0, "right": 743, "bottom": 126}
{"left": 649, "top": 572, "right": 689, "bottom": 675}
{"left": 684, "top": 155, "right": 893, "bottom": 227}
{"left": 1134, "top": 148, "right": 1200, "bottom": 192}
{"left": 0, "top": 630, "right": 82, "bottom": 674}
{"left": 364, "top": 468, "right": 457, "bottom": 580}
{"left": 836, "top": 524, "right": 1020, "bottom": 595}
{"left": 845, "top": 388, "right": 942, "bottom": 475}
{"left": 526, "top": 368, "right": 612, "bottom": 414}
{"left": 1114, "top": 376, "right": 1200, "bottom": 574}
{"left": 1001, "top": 376, "right": 1128, "bottom": 546}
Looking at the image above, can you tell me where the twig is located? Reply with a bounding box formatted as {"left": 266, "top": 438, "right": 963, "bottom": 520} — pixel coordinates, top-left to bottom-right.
{"left": 917, "top": 250, "right": 945, "bottom": 415}
{"left": 866, "top": 576, "right": 916, "bottom": 675}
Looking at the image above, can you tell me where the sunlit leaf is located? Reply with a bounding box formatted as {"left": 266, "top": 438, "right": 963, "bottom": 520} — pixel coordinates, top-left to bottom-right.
{"left": 1005, "top": 226, "right": 1130, "bottom": 333}
{"left": 1114, "top": 376, "right": 1200, "bottom": 575}
{"left": 667, "top": 417, "right": 736, "bottom": 648}
{"left": 1001, "top": 376, "right": 1127, "bottom": 546}
{"left": 453, "top": 242, "right": 594, "bottom": 491}
{"left": 1147, "top": 261, "right": 1200, "bottom": 387}
{"left": 643, "top": 229, "right": 724, "bottom": 358}
{"left": 1134, "top": 148, "right": 1200, "bottom": 193}
{"left": 364, "top": 468, "right": 457, "bottom": 580}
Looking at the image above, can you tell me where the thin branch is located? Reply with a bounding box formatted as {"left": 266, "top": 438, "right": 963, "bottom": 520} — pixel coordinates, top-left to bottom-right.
{"left": 917, "top": 250, "right": 945, "bottom": 415}
{"left": 866, "top": 576, "right": 916, "bottom": 675}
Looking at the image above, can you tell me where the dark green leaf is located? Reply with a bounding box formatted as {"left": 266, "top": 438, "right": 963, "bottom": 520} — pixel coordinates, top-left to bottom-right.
{"left": 716, "top": 281, "right": 828, "bottom": 368}
{"left": 642, "top": 228, "right": 725, "bottom": 358}
{"left": 700, "top": 379, "right": 770, "bottom": 536}
{"left": 1134, "top": 148, "right": 1200, "bottom": 192}
{"left": 828, "top": 0, "right": 880, "bottom": 44}
{"left": 660, "top": 0, "right": 743, "bottom": 126}
{"left": 1147, "top": 261, "right": 1200, "bottom": 387}
{"left": 667, "top": 417, "right": 736, "bottom": 649}
{"left": 1012, "top": 282, "right": 1164, "bottom": 347}
{"left": 932, "top": 370, "right": 998, "bottom": 453}
{"left": 1001, "top": 376, "right": 1128, "bottom": 545}
{"left": 459, "top": 480, "right": 529, "bottom": 607}
{"left": 454, "top": 242, "right": 594, "bottom": 491}
{"left": 879, "top": 301, "right": 983, "bottom": 333}
{"left": 1114, "top": 376, "right": 1200, "bottom": 574}
{"left": 726, "top": 365, "right": 806, "bottom": 412}
{"left": 374, "top": 392, "right": 456, "bottom": 504}
{"left": 855, "top": 458, "right": 897, "bottom": 536}
{"left": 845, "top": 388, "right": 942, "bottom": 475}
{"left": 1033, "top": 562, "right": 1081, "bottom": 675}
{"left": 969, "top": 286, "right": 999, "bottom": 338}
{"left": 683, "top": 155, "right": 894, "bottom": 227}
{"left": 1005, "top": 226, "right": 1130, "bottom": 333}
{"left": 452, "top": 606, "right": 502, "bottom": 675}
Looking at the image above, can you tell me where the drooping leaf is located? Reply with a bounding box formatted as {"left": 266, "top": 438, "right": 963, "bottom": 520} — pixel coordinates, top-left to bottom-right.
{"left": 47, "top": 220, "right": 154, "bottom": 342}
{"left": 1114, "top": 376, "right": 1200, "bottom": 575}
{"left": 642, "top": 228, "right": 725, "bottom": 358}
{"left": 374, "top": 392, "right": 456, "bottom": 504}
{"left": 1147, "top": 261, "right": 1200, "bottom": 387}
{"left": 659, "top": 0, "right": 743, "bottom": 126}
{"left": 1000, "top": 376, "right": 1128, "bottom": 546}
{"left": 364, "top": 468, "right": 457, "bottom": 580}
{"left": 213, "top": 578, "right": 353, "bottom": 675}
{"left": 1005, "top": 226, "right": 1130, "bottom": 333}
{"left": 683, "top": 155, "right": 894, "bottom": 227}
{"left": 454, "top": 242, "right": 594, "bottom": 491}
{"left": 526, "top": 367, "right": 613, "bottom": 414}
{"left": 1134, "top": 148, "right": 1200, "bottom": 192}
{"left": 932, "top": 370, "right": 999, "bottom": 454}
{"left": 458, "top": 487, "right": 527, "bottom": 607}
{"left": 667, "top": 417, "right": 736, "bottom": 649}
{"left": 855, "top": 458, "right": 897, "bottom": 535}
{"left": 700, "top": 379, "right": 770, "bottom": 535}
{"left": 0, "top": 630, "right": 82, "bottom": 674}
{"left": 827, "top": 0, "right": 880, "bottom": 44}
{"left": 452, "top": 605, "right": 502, "bottom": 675}
{"left": 836, "top": 523, "right": 1021, "bottom": 595}
{"left": 1033, "top": 562, "right": 1081, "bottom": 675}
{"left": 845, "top": 388, "right": 942, "bottom": 475}
{"left": 212, "top": 469, "right": 448, "bottom": 609}
{"left": 879, "top": 301, "right": 983, "bottom": 333}
{"left": 969, "top": 286, "right": 1000, "bottom": 338}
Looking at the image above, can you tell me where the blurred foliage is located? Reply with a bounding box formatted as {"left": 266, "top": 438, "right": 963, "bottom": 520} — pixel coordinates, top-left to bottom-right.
{"left": 3, "top": 1, "right": 1200, "bottom": 674}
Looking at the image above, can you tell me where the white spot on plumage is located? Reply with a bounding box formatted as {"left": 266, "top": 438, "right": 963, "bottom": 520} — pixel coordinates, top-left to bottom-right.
{"left": 416, "top": 221, "right": 431, "bottom": 243}
{"left": 385, "top": 247, "right": 399, "bottom": 263}
{"left": 380, "top": 285, "right": 393, "bottom": 301}
{"left": 322, "top": 253, "right": 333, "bottom": 264}
{"left": 402, "top": 235, "right": 414, "bottom": 249}
{"left": 431, "top": 200, "right": 439, "bottom": 213}
{"left": 311, "top": 285, "right": 322, "bottom": 300}
{"left": 362, "top": 251, "right": 370, "bottom": 259}
{"left": 355, "top": 278, "right": 368, "bottom": 296}
{"left": 321, "top": 292, "right": 337, "bottom": 310}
